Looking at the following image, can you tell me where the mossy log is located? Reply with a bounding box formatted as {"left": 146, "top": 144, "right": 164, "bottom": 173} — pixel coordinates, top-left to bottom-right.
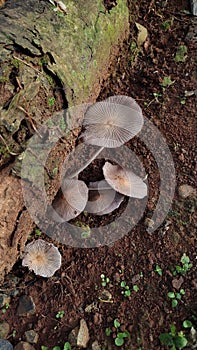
{"left": 0, "top": 0, "right": 129, "bottom": 281}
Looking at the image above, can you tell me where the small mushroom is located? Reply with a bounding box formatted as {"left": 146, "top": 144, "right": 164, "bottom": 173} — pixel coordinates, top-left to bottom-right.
{"left": 85, "top": 180, "right": 124, "bottom": 215}
{"left": 82, "top": 96, "right": 143, "bottom": 148}
{"left": 22, "top": 239, "right": 62, "bottom": 278}
{"left": 69, "top": 95, "right": 144, "bottom": 178}
{"left": 52, "top": 179, "right": 88, "bottom": 222}
{"left": 103, "top": 162, "right": 147, "bottom": 198}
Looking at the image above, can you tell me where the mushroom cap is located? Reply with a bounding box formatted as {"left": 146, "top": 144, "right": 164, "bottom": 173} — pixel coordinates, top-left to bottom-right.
{"left": 95, "top": 191, "right": 124, "bottom": 216}
{"left": 81, "top": 96, "right": 144, "bottom": 148}
{"left": 105, "top": 95, "right": 142, "bottom": 114}
{"left": 22, "top": 239, "right": 62, "bottom": 278}
{"left": 103, "top": 162, "right": 147, "bottom": 198}
{"left": 52, "top": 179, "right": 88, "bottom": 222}
{"left": 85, "top": 180, "right": 122, "bottom": 214}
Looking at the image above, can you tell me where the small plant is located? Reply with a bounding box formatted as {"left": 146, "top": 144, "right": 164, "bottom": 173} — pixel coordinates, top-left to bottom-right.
{"left": 159, "top": 321, "right": 193, "bottom": 349}
{"left": 48, "top": 97, "right": 56, "bottom": 107}
{"left": 41, "top": 347, "right": 48, "bottom": 350}
{"left": 63, "top": 342, "right": 71, "bottom": 350}
{"left": 155, "top": 265, "right": 162, "bottom": 276}
{"left": 161, "top": 20, "right": 173, "bottom": 31}
{"left": 35, "top": 228, "right": 42, "bottom": 237}
{"left": 167, "top": 289, "right": 185, "bottom": 308}
{"left": 171, "top": 253, "right": 193, "bottom": 276}
{"left": 161, "top": 76, "right": 174, "bottom": 89}
{"left": 133, "top": 285, "right": 139, "bottom": 292}
{"left": 106, "top": 318, "right": 130, "bottom": 347}
{"left": 1, "top": 302, "right": 10, "bottom": 314}
{"left": 56, "top": 310, "right": 65, "bottom": 319}
{"left": 12, "top": 329, "right": 17, "bottom": 338}
{"left": 174, "top": 45, "right": 187, "bottom": 63}
{"left": 53, "top": 347, "right": 61, "bottom": 350}
{"left": 120, "top": 281, "right": 131, "bottom": 297}
{"left": 100, "top": 274, "right": 110, "bottom": 287}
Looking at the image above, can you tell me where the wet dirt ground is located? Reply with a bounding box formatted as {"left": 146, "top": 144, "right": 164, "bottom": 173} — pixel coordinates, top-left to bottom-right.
{"left": 0, "top": 0, "right": 196, "bottom": 349}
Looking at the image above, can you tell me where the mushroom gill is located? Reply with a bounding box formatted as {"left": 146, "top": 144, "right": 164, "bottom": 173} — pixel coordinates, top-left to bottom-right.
{"left": 103, "top": 162, "right": 147, "bottom": 199}
{"left": 22, "top": 239, "right": 62, "bottom": 278}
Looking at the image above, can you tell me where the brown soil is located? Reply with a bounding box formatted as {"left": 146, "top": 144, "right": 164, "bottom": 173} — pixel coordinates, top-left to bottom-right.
{"left": 0, "top": 0, "right": 196, "bottom": 349}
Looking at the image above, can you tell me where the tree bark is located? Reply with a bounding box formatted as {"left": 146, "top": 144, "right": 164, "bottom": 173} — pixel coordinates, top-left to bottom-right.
{"left": 0, "top": 0, "right": 129, "bottom": 281}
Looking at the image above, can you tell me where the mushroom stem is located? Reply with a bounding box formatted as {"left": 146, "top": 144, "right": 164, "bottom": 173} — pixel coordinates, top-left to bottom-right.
{"left": 69, "top": 146, "right": 104, "bottom": 179}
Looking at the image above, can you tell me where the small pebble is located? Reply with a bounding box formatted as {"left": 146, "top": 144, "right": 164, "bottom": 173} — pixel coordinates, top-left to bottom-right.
{"left": 24, "top": 330, "right": 38, "bottom": 344}
{"left": 92, "top": 340, "right": 101, "bottom": 350}
{"left": 178, "top": 184, "right": 196, "bottom": 199}
{"left": 77, "top": 319, "right": 90, "bottom": 348}
{"left": 0, "top": 322, "right": 10, "bottom": 339}
{"left": 0, "top": 294, "right": 10, "bottom": 308}
{"left": 17, "top": 295, "right": 36, "bottom": 316}
{"left": 14, "top": 342, "right": 36, "bottom": 350}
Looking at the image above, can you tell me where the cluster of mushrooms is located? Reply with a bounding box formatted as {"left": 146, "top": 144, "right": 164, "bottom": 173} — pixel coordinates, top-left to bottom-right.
{"left": 22, "top": 95, "right": 147, "bottom": 277}
{"left": 52, "top": 95, "right": 147, "bottom": 221}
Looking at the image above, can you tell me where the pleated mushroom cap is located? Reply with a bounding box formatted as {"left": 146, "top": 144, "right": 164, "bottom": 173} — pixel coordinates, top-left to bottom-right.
{"left": 85, "top": 180, "right": 123, "bottom": 215}
{"left": 81, "top": 96, "right": 144, "bottom": 148}
{"left": 52, "top": 179, "right": 88, "bottom": 222}
{"left": 106, "top": 95, "right": 142, "bottom": 113}
{"left": 22, "top": 239, "right": 62, "bottom": 278}
{"left": 103, "top": 162, "right": 147, "bottom": 199}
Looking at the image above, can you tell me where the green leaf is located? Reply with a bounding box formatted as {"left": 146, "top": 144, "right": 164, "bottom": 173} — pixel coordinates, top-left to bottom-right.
{"left": 155, "top": 265, "right": 162, "bottom": 276}
{"left": 120, "top": 281, "right": 126, "bottom": 287}
{"left": 170, "top": 324, "right": 176, "bottom": 336}
{"left": 115, "top": 337, "right": 124, "bottom": 346}
{"left": 117, "top": 332, "right": 129, "bottom": 339}
{"left": 172, "top": 299, "right": 178, "bottom": 308}
{"left": 161, "top": 76, "right": 174, "bottom": 88}
{"left": 183, "top": 320, "right": 192, "bottom": 328}
{"left": 114, "top": 319, "right": 121, "bottom": 328}
{"left": 181, "top": 254, "right": 190, "bottom": 264}
{"left": 168, "top": 292, "right": 175, "bottom": 298}
{"left": 133, "top": 285, "right": 139, "bottom": 292}
{"left": 174, "top": 335, "right": 188, "bottom": 349}
{"left": 180, "top": 289, "right": 185, "bottom": 295}
{"left": 105, "top": 328, "right": 112, "bottom": 336}
{"left": 159, "top": 333, "right": 174, "bottom": 346}
{"left": 174, "top": 45, "right": 187, "bottom": 63}
{"left": 63, "top": 343, "right": 71, "bottom": 350}
{"left": 124, "top": 290, "right": 131, "bottom": 297}
{"left": 53, "top": 347, "right": 61, "bottom": 350}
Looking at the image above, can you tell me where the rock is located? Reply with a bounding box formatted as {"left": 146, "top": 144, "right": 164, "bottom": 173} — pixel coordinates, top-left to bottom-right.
{"left": 68, "top": 327, "right": 79, "bottom": 347}
{"left": 144, "top": 218, "right": 154, "bottom": 229}
{"left": 178, "top": 184, "right": 196, "bottom": 199}
{"left": 92, "top": 340, "right": 101, "bottom": 350}
{"left": 17, "top": 295, "right": 35, "bottom": 316}
{"left": 190, "top": 0, "right": 197, "bottom": 15}
{"left": 0, "top": 339, "right": 13, "bottom": 350}
{"left": 14, "top": 342, "right": 36, "bottom": 350}
{"left": 77, "top": 319, "right": 90, "bottom": 348}
{"left": 24, "top": 331, "right": 38, "bottom": 344}
{"left": 0, "top": 322, "right": 10, "bottom": 339}
{"left": 0, "top": 294, "right": 10, "bottom": 308}
{"left": 172, "top": 276, "right": 184, "bottom": 290}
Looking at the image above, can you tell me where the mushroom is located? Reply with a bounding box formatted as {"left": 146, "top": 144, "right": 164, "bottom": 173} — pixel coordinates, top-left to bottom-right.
{"left": 103, "top": 162, "right": 147, "bottom": 198}
{"left": 22, "top": 239, "right": 62, "bottom": 278}
{"left": 69, "top": 95, "right": 144, "bottom": 178}
{"left": 85, "top": 180, "right": 124, "bottom": 215}
{"left": 51, "top": 178, "right": 88, "bottom": 222}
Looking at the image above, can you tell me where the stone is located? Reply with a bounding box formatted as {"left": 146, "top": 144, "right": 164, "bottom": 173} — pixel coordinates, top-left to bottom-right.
{"left": 68, "top": 327, "right": 79, "bottom": 347}
{"left": 92, "top": 340, "right": 101, "bottom": 350}
{"left": 0, "top": 339, "right": 13, "bottom": 350}
{"left": 77, "top": 319, "right": 90, "bottom": 348}
{"left": 0, "top": 322, "right": 10, "bottom": 339}
{"left": 17, "top": 296, "right": 35, "bottom": 316}
{"left": 24, "top": 330, "right": 38, "bottom": 344}
{"left": 172, "top": 276, "right": 184, "bottom": 290}
{"left": 0, "top": 294, "right": 10, "bottom": 308}
{"left": 190, "top": 0, "right": 197, "bottom": 15}
{"left": 14, "top": 342, "right": 36, "bottom": 350}
{"left": 178, "top": 184, "right": 196, "bottom": 199}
